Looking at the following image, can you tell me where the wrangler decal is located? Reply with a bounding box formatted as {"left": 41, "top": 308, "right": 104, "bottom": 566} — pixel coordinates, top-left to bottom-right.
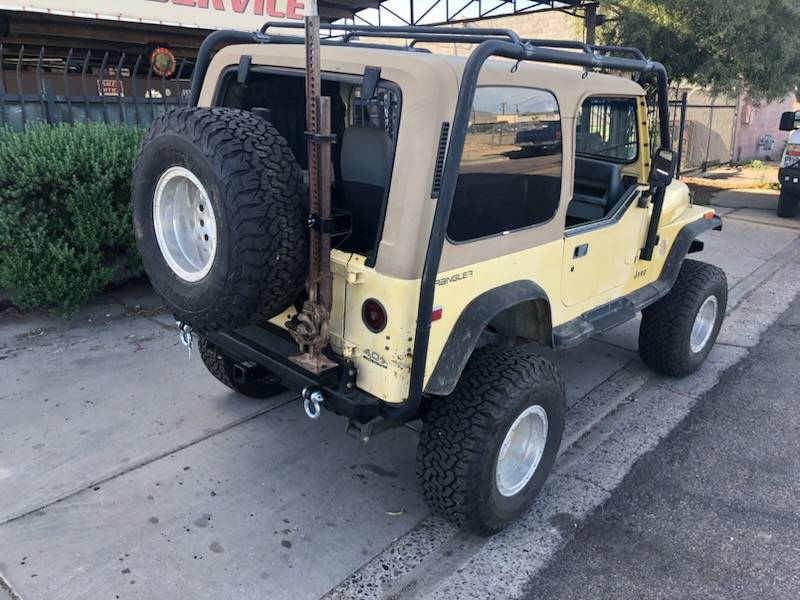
{"left": 436, "top": 270, "right": 474, "bottom": 286}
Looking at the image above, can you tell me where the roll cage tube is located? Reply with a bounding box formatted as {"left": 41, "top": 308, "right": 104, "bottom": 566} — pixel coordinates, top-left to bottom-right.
{"left": 186, "top": 27, "right": 671, "bottom": 422}
{"left": 382, "top": 40, "right": 671, "bottom": 421}
{"left": 188, "top": 24, "right": 521, "bottom": 108}
{"left": 189, "top": 29, "right": 259, "bottom": 107}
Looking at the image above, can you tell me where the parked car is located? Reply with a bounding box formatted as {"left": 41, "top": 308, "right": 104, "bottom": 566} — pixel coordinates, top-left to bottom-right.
{"left": 777, "top": 110, "right": 800, "bottom": 218}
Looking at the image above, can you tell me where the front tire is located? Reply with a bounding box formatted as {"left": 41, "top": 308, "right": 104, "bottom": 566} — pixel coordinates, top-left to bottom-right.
{"left": 777, "top": 189, "right": 799, "bottom": 218}
{"left": 416, "top": 347, "right": 565, "bottom": 536}
{"left": 639, "top": 259, "right": 727, "bottom": 376}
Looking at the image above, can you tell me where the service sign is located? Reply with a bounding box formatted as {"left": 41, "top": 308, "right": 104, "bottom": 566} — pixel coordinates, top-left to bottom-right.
{"left": 0, "top": 0, "right": 318, "bottom": 30}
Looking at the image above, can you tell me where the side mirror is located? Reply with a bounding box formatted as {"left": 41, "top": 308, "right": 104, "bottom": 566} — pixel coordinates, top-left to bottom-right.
{"left": 649, "top": 148, "right": 676, "bottom": 188}
{"left": 779, "top": 111, "right": 800, "bottom": 131}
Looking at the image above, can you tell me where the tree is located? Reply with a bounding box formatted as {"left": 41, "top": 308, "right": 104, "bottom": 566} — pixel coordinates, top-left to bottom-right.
{"left": 599, "top": 0, "right": 800, "bottom": 101}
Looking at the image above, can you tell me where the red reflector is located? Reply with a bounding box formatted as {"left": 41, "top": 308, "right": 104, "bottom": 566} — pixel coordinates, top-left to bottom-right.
{"left": 362, "top": 299, "right": 387, "bottom": 333}
{"left": 431, "top": 305, "right": 443, "bottom": 322}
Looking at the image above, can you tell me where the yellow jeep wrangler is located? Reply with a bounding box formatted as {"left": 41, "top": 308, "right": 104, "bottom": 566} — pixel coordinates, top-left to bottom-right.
{"left": 132, "top": 23, "right": 727, "bottom": 535}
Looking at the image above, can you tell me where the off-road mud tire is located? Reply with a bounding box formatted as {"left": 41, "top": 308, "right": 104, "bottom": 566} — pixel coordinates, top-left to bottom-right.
{"left": 417, "top": 346, "right": 566, "bottom": 536}
{"left": 777, "top": 189, "right": 799, "bottom": 218}
{"left": 639, "top": 259, "right": 727, "bottom": 377}
{"left": 198, "top": 336, "right": 285, "bottom": 399}
{"left": 132, "top": 107, "right": 307, "bottom": 331}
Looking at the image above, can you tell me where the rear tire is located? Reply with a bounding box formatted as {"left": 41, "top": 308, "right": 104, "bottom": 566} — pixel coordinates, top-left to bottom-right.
{"left": 198, "top": 337, "right": 285, "bottom": 399}
{"left": 777, "top": 189, "right": 799, "bottom": 218}
{"left": 132, "top": 107, "right": 307, "bottom": 332}
{"left": 416, "top": 346, "right": 565, "bottom": 536}
{"left": 639, "top": 259, "right": 727, "bottom": 377}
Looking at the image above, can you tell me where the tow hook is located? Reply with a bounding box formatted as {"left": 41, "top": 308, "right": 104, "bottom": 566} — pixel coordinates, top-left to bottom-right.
{"left": 177, "top": 322, "right": 193, "bottom": 346}
{"left": 302, "top": 387, "right": 325, "bottom": 419}
{"left": 176, "top": 321, "right": 193, "bottom": 358}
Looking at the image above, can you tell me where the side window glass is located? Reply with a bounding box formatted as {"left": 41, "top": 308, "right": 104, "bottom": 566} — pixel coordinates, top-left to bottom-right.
{"left": 351, "top": 86, "right": 400, "bottom": 138}
{"left": 576, "top": 97, "right": 639, "bottom": 163}
{"left": 447, "top": 86, "right": 562, "bottom": 242}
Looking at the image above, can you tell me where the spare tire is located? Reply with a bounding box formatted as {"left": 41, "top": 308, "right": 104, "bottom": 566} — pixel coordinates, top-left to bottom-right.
{"left": 132, "top": 107, "right": 307, "bottom": 331}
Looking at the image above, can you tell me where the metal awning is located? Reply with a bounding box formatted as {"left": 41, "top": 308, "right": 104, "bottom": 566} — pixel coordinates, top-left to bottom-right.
{"left": 320, "top": 0, "right": 385, "bottom": 20}
{"left": 0, "top": 0, "right": 600, "bottom": 58}
{"left": 337, "top": 0, "right": 598, "bottom": 26}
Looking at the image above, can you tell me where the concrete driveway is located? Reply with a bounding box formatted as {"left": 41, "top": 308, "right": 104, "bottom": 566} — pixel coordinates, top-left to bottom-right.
{"left": 2, "top": 206, "right": 800, "bottom": 600}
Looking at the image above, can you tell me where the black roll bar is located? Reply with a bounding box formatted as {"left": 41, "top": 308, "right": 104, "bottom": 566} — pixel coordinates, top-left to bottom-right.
{"left": 186, "top": 24, "right": 672, "bottom": 422}
{"left": 525, "top": 39, "right": 593, "bottom": 53}
{"left": 189, "top": 29, "right": 259, "bottom": 106}
{"left": 259, "top": 21, "right": 523, "bottom": 44}
{"left": 591, "top": 45, "right": 647, "bottom": 61}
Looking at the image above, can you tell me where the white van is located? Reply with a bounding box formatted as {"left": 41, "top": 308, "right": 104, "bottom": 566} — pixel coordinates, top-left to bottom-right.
{"left": 778, "top": 110, "right": 800, "bottom": 217}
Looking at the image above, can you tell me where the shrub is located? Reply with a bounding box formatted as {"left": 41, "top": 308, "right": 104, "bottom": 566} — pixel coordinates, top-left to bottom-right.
{"left": 0, "top": 123, "right": 144, "bottom": 314}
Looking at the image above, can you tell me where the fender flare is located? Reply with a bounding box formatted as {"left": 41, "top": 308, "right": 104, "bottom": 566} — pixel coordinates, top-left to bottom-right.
{"left": 424, "top": 280, "right": 551, "bottom": 396}
{"left": 651, "top": 214, "right": 723, "bottom": 296}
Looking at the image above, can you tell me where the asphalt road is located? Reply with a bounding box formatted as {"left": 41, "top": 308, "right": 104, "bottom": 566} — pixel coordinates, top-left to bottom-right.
{"left": 524, "top": 294, "right": 800, "bottom": 600}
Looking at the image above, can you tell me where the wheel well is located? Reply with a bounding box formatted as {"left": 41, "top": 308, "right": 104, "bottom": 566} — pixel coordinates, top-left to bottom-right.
{"left": 424, "top": 282, "right": 553, "bottom": 397}
{"left": 486, "top": 298, "right": 553, "bottom": 347}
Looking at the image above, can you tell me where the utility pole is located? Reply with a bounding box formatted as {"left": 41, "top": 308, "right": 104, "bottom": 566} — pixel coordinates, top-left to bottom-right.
{"left": 584, "top": 2, "right": 598, "bottom": 45}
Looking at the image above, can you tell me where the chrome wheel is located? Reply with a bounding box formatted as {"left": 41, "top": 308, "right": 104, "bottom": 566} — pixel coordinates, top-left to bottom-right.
{"left": 495, "top": 405, "right": 549, "bottom": 497}
{"left": 690, "top": 295, "right": 718, "bottom": 354}
{"left": 153, "top": 167, "right": 217, "bottom": 282}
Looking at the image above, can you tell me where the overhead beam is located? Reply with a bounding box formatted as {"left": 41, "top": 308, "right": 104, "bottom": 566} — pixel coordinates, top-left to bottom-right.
{"left": 0, "top": 11, "right": 206, "bottom": 56}
{"left": 341, "top": 0, "right": 600, "bottom": 27}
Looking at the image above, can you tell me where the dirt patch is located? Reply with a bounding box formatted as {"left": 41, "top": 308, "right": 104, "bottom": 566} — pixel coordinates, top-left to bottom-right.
{"left": 684, "top": 163, "right": 780, "bottom": 205}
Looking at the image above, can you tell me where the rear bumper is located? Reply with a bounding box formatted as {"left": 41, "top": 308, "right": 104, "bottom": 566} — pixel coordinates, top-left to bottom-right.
{"left": 779, "top": 167, "right": 800, "bottom": 193}
{"left": 206, "top": 324, "right": 381, "bottom": 422}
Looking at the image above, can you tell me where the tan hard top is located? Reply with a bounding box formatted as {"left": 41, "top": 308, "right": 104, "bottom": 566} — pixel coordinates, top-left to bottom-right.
{"left": 201, "top": 43, "right": 646, "bottom": 280}
{"left": 201, "top": 42, "right": 645, "bottom": 113}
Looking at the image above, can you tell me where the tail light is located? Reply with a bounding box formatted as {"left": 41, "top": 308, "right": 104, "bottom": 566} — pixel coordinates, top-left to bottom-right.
{"left": 362, "top": 299, "right": 387, "bottom": 333}
{"left": 782, "top": 144, "right": 800, "bottom": 168}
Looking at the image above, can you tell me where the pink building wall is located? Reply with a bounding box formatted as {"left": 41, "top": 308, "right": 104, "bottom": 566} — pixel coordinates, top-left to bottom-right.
{"left": 734, "top": 94, "right": 799, "bottom": 163}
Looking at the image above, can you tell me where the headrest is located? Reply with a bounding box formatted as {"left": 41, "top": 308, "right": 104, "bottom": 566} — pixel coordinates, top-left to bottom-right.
{"left": 341, "top": 125, "right": 393, "bottom": 187}
{"left": 575, "top": 156, "right": 622, "bottom": 184}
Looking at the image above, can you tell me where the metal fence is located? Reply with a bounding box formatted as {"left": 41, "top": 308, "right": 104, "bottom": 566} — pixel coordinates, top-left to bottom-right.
{"left": 648, "top": 92, "right": 738, "bottom": 177}
{"left": 0, "top": 45, "right": 194, "bottom": 131}
{"left": 675, "top": 96, "right": 738, "bottom": 174}
{"left": 3, "top": 46, "right": 741, "bottom": 176}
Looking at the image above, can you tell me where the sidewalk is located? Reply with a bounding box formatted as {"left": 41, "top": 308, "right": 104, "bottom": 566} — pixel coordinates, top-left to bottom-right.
{"left": 524, "top": 295, "right": 800, "bottom": 600}
{"left": 1, "top": 202, "right": 799, "bottom": 600}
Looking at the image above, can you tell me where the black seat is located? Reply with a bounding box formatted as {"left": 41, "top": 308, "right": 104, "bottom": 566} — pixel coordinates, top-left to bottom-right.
{"left": 568, "top": 157, "right": 624, "bottom": 222}
{"left": 340, "top": 125, "right": 392, "bottom": 254}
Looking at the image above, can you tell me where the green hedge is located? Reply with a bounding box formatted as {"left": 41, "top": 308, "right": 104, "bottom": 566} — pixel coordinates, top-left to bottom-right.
{"left": 0, "top": 123, "right": 144, "bottom": 314}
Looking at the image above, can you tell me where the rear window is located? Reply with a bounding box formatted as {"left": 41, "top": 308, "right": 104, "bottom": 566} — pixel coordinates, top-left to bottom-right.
{"left": 576, "top": 97, "right": 639, "bottom": 163}
{"left": 448, "top": 86, "right": 562, "bottom": 242}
